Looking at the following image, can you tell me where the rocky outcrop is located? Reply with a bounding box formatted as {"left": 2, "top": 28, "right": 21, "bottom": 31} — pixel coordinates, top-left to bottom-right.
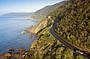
{"left": 25, "top": 19, "right": 48, "bottom": 34}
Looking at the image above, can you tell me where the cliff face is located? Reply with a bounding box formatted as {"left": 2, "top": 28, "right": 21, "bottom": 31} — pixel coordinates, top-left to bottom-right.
{"left": 25, "top": 19, "right": 48, "bottom": 34}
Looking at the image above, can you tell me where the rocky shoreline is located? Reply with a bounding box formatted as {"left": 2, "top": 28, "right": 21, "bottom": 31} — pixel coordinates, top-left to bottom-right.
{"left": 24, "top": 19, "right": 48, "bottom": 34}
{"left": 0, "top": 48, "right": 28, "bottom": 59}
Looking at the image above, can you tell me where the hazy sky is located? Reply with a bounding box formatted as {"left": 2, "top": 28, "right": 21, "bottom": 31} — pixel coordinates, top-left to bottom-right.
{"left": 0, "top": 0, "right": 64, "bottom": 15}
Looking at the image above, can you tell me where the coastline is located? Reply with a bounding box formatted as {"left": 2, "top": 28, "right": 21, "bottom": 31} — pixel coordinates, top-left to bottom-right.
{"left": 24, "top": 19, "right": 48, "bottom": 35}
{"left": 0, "top": 18, "right": 38, "bottom": 59}
{"left": 0, "top": 16, "right": 47, "bottom": 58}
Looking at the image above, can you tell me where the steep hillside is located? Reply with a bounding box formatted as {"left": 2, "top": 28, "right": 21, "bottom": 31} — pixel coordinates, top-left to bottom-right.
{"left": 25, "top": 0, "right": 88, "bottom": 59}
{"left": 53, "top": 0, "right": 90, "bottom": 52}
{"left": 25, "top": 18, "right": 48, "bottom": 34}
{"left": 30, "top": 1, "right": 65, "bottom": 21}
{"left": 26, "top": 25, "right": 85, "bottom": 59}
{"left": 25, "top": 16, "right": 53, "bottom": 34}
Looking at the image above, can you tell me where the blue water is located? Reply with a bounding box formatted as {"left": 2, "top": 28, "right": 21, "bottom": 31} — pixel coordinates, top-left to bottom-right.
{"left": 0, "top": 17, "right": 38, "bottom": 54}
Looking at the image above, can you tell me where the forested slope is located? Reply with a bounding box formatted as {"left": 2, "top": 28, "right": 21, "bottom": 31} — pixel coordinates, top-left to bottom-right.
{"left": 25, "top": 0, "right": 89, "bottom": 59}
{"left": 52, "top": 0, "right": 90, "bottom": 52}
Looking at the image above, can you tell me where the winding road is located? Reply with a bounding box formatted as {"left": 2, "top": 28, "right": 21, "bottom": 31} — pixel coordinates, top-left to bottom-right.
{"left": 49, "top": 20, "right": 90, "bottom": 59}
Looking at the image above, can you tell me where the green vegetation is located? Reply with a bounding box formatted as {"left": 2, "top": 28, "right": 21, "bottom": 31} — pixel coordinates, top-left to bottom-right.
{"left": 26, "top": 0, "right": 89, "bottom": 59}
{"left": 26, "top": 25, "right": 85, "bottom": 59}
{"left": 52, "top": 0, "right": 90, "bottom": 52}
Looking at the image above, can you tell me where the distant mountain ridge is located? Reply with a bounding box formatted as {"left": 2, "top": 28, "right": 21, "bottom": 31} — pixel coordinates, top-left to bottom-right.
{"left": 2, "top": 12, "right": 32, "bottom": 18}
{"left": 31, "top": 1, "right": 65, "bottom": 21}
{"left": 1, "top": 1, "right": 65, "bottom": 20}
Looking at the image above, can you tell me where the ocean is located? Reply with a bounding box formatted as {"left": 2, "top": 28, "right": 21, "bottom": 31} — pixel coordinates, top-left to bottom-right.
{"left": 0, "top": 16, "right": 38, "bottom": 54}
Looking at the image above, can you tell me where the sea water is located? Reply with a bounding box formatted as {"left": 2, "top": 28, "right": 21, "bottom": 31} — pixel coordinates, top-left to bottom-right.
{"left": 0, "top": 16, "right": 38, "bottom": 54}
